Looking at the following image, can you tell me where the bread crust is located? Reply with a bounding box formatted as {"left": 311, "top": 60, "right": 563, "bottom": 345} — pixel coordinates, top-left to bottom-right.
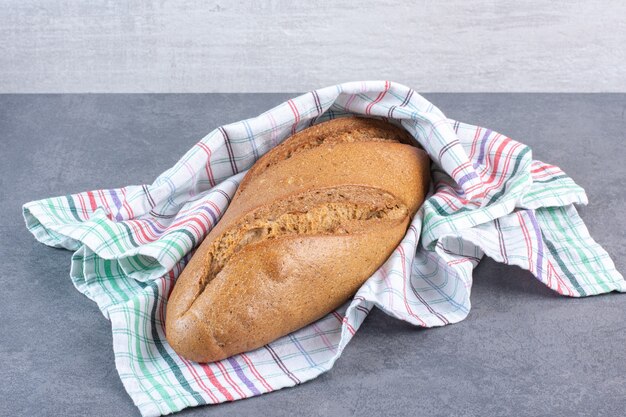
{"left": 166, "top": 117, "right": 430, "bottom": 363}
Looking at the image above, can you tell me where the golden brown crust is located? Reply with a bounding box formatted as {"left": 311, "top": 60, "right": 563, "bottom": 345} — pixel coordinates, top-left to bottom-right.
{"left": 165, "top": 117, "right": 430, "bottom": 363}
{"left": 237, "top": 116, "right": 414, "bottom": 195}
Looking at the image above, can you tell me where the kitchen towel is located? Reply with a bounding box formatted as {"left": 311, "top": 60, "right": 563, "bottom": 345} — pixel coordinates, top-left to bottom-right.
{"left": 23, "top": 81, "right": 626, "bottom": 416}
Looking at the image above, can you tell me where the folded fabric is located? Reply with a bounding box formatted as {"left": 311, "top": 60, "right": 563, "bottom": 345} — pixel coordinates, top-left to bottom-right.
{"left": 23, "top": 81, "right": 625, "bottom": 416}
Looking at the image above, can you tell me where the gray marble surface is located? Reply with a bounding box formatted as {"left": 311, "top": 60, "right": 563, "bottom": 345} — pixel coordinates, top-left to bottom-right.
{"left": 1, "top": 94, "right": 625, "bottom": 417}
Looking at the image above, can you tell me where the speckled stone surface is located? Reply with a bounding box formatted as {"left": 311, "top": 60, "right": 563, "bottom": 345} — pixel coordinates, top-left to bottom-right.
{"left": 1, "top": 94, "right": 625, "bottom": 417}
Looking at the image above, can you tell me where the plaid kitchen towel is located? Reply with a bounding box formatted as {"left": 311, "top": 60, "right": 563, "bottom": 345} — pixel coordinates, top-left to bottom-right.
{"left": 23, "top": 81, "right": 625, "bottom": 416}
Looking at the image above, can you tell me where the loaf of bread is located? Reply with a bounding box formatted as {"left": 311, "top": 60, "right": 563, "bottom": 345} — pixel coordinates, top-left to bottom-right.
{"left": 165, "top": 117, "right": 430, "bottom": 363}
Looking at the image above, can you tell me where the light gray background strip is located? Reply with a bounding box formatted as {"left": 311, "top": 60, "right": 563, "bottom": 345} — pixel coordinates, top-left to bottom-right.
{"left": 1, "top": 1, "right": 625, "bottom": 93}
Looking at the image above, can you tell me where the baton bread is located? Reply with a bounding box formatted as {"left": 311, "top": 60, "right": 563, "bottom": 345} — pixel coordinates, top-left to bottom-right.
{"left": 165, "top": 117, "right": 430, "bottom": 363}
